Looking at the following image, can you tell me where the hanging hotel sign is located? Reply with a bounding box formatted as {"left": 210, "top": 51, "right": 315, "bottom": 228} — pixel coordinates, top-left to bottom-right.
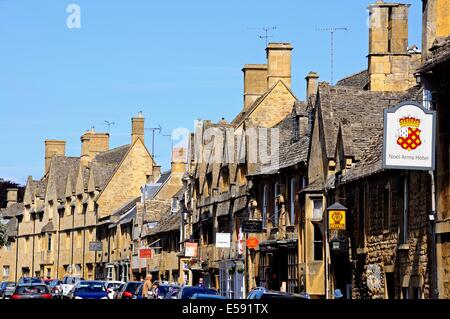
{"left": 383, "top": 101, "right": 436, "bottom": 170}
{"left": 139, "top": 248, "right": 153, "bottom": 259}
{"left": 329, "top": 210, "right": 346, "bottom": 230}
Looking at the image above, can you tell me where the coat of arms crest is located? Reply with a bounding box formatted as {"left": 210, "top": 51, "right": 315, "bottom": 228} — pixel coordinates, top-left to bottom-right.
{"left": 396, "top": 116, "right": 421, "bottom": 151}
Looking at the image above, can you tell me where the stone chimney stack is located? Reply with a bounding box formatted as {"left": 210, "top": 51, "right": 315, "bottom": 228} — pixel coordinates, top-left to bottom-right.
{"left": 422, "top": 0, "right": 450, "bottom": 62}
{"left": 80, "top": 128, "right": 110, "bottom": 165}
{"left": 7, "top": 188, "right": 18, "bottom": 208}
{"left": 367, "top": 1, "right": 419, "bottom": 91}
{"left": 132, "top": 111, "right": 145, "bottom": 144}
{"left": 266, "top": 43, "right": 293, "bottom": 89}
{"left": 242, "top": 64, "right": 268, "bottom": 110}
{"left": 45, "top": 140, "right": 66, "bottom": 175}
{"left": 171, "top": 147, "right": 187, "bottom": 176}
{"left": 305, "top": 72, "right": 319, "bottom": 99}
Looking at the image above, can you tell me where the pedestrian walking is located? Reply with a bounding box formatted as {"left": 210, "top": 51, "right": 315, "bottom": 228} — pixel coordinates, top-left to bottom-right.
{"left": 142, "top": 274, "right": 153, "bottom": 299}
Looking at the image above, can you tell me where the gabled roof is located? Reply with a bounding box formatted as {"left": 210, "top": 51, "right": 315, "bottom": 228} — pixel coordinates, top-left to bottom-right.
{"left": 317, "top": 83, "right": 413, "bottom": 160}
{"left": 336, "top": 69, "right": 369, "bottom": 89}
{"left": 47, "top": 156, "right": 80, "bottom": 200}
{"left": 231, "top": 80, "right": 297, "bottom": 127}
{"left": 1, "top": 202, "right": 24, "bottom": 218}
{"left": 419, "top": 35, "right": 450, "bottom": 72}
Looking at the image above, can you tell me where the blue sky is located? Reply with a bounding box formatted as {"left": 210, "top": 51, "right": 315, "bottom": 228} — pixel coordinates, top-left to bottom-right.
{"left": 0, "top": 0, "right": 422, "bottom": 185}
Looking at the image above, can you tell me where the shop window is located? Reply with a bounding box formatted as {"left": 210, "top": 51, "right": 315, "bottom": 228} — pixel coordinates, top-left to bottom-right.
{"left": 385, "top": 272, "right": 395, "bottom": 299}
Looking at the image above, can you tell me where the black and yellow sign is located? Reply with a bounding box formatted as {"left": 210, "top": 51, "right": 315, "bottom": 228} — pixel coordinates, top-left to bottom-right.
{"left": 329, "top": 210, "right": 346, "bottom": 230}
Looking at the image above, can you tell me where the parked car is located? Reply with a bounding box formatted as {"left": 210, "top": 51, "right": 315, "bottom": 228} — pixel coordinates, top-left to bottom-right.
{"left": 177, "top": 286, "right": 219, "bottom": 300}
{"left": 133, "top": 282, "right": 181, "bottom": 299}
{"left": 246, "top": 287, "right": 310, "bottom": 300}
{"left": 60, "top": 276, "right": 84, "bottom": 299}
{"left": 191, "top": 293, "right": 227, "bottom": 300}
{"left": 68, "top": 281, "right": 110, "bottom": 300}
{"left": 18, "top": 277, "right": 44, "bottom": 285}
{"left": 105, "top": 281, "right": 124, "bottom": 300}
{"left": 116, "top": 281, "right": 141, "bottom": 299}
{"left": 164, "top": 286, "right": 181, "bottom": 299}
{"left": 0, "top": 282, "right": 16, "bottom": 299}
{"left": 46, "top": 279, "right": 63, "bottom": 298}
{"left": 11, "top": 283, "right": 52, "bottom": 299}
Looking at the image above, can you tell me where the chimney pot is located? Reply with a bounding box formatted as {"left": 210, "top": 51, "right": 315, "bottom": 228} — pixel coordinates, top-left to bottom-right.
{"left": 242, "top": 64, "right": 268, "bottom": 110}
{"left": 305, "top": 72, "right": 319, "bottom": 99}
{"left": 132, "top": 112, "right": 145, "bottom": 144}
{"left": 6, "top": 188, "right": 18, "bottom": 208}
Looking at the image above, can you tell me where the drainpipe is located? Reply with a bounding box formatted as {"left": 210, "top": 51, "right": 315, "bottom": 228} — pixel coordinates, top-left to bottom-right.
{"left": 429, "top": 170, "right": 438, "bottom": 299}
{"left": 82, "top": 205, "right": 86, "bottom": 279}
{"left": 31, "top": 214, "right": 36, "bottom": 276}
{"left": 56, "top": 209, "right": 61, "bottom": 279}
{"left": 14, "top": 219, "right": 20, "bottom": 282}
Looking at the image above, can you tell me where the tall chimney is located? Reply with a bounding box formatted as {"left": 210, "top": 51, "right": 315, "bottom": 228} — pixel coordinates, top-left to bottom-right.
{"left": 132, "top": 111, "right": 145, "bottom": 144}
{"left": 368, "top": 1, "right": 416, "bottom": 91}
{"left": 422, "top": 0, "right": 450, "bottom": 62}
{"left": 242, "top": 64, "right": 268, "bottom": 110}
{"left": 80, "top": 127, "right": 110, "bottom": 165}
{"left": 266, "top": 43, "right": 293, "bottom": 89}
{"left": 305, "top": 72, "right": 319, "bottom": 99}
{"left": 45, "top": 140, "right": 66, "bottom": 175}
{"left": 171, "top": 147, "right": 187, "bottom": 176}
{"left": 7, "top": 188, "right": 18, "bottom": 208}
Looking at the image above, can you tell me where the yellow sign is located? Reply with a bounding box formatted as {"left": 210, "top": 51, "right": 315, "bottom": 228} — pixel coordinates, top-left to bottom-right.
{"left": 329, "top": 210, "right": 346, "bottom": 230}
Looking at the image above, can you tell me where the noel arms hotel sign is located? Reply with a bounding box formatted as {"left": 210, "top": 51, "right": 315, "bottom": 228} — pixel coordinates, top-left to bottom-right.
{"left": 383, "top": 101, "right": 436, "bottom": 170}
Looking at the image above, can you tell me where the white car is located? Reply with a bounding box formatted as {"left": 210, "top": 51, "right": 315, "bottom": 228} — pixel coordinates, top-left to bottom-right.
{"left": 60, "top": 276, "right": 83, "bottom": 299}
{"left": 105, "top": 281, "right": 125, "bottom": 300}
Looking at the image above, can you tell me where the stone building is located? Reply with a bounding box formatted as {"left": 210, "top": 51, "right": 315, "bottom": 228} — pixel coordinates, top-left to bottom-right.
{"left": 418, "top": 35, "right": 450, "bottom": 298}
{"left": 188, "top": 42, "right": 298, "bottom": 297}
{"left": 0, "top": 112, "right": 158, "bottom": 281}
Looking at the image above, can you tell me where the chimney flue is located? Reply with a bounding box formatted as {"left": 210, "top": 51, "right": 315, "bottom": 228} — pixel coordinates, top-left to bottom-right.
{"left": 6, "top": 188, "right": 18, "bottom": 208}
{"left": 305, "top": 72, "right": 319, "bottom": 99}
{"left": 80, "top": 129, "right": 110, "bottom": 165}
{"left": 45, "top": 140, "right": 66, "bottom": 175}
{"left": 242, "top": 64, "right": 268, "bottom": 110}
{"left": 266, "top": 43, "right": 293, "bottom": 89}
{"left": 132, "top": 112, "right": 145, "bottom": 144}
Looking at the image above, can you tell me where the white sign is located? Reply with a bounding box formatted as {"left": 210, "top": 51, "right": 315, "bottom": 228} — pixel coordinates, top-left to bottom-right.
{"left": 215, "top": 233, "right": 231, "bottom": 248}
{"left": 383, "top": 101, "right": 436, "bottom": 170}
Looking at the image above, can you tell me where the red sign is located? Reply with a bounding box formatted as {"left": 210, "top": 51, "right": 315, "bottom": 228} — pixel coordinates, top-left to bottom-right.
{"left": 185, "top": 242, "right": 198, "bottom": 257}
{"left": 139, "top": 248, "right": 153, "bottom": 259}
{"left": 246, "top": 237, "right": 259, "bottom": 249}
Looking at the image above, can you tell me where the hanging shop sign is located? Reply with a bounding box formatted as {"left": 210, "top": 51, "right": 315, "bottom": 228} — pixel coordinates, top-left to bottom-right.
{"left": 383, "top": 101, "right": 436, "bottom": 170}
{"left": 215, "top": 233, "right": 231, "bottom": 248}
{"left": 242, "top": 219, "right": 263, "bottom": 233}
{"left": 139, "top": 248, "right": 153, "bottom": 259}
{"left": 246, "top": 237, "right": 259, "bottom": 250}
{"left": 185, "top": 242, "right": 198, "bottom": 258}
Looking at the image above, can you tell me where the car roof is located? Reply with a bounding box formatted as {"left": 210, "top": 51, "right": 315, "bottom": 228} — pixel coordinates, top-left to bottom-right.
{"left": 17, "top": 283, "right": 47, "bottom": 287}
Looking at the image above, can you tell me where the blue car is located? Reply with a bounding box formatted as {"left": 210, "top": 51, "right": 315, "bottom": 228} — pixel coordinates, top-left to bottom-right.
{"left": 70, "top": 281, "right": 109, "bottom": 300}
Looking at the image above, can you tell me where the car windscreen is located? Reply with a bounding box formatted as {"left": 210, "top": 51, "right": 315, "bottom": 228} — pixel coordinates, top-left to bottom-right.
{"left": 16, "top": 285, "right": 49, "bottom": 294}
{"left": 6, "top": 283, "right": 16, "bottom": 288}
{"left": 260, "top": 293, "right": 294, "bottom": 300}
{"left": 76, "top": 284, "right": 106, "bottom": 293}
{"left": 125, "top": 282, "right": 141, "bottom": 293}
{"left": 181, "top": 288, "right": 217, "bottom": 299}
{"left": 107, "top": 283, "right": 122, "bottom": 289}
{"left": 63, "top": 277, "right": 79, "bottom": 284}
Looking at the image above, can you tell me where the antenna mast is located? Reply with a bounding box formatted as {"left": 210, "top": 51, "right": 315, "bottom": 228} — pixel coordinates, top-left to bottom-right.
{"left": 249, "top": 26, "right": 277, "bottom": 47}
{"left": 145, "top": 125, "right": 162, "bottom": 157}
{"left": 317, "top": 27, "right": 349, "bottom": 85}
{"left": 104, "top": 120, "right": 115, "bottom": 134}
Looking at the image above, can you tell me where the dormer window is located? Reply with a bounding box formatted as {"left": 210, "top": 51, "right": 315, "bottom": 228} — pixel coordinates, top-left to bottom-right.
{"left": 292, "top": 116, "right": 300, "bottom": 142}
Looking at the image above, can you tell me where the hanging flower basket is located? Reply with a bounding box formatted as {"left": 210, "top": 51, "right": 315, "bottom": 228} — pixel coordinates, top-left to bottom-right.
{"left": 236, "top": 265, "right": 244, "bottom": 274}
{"left": 228, "top": 266, "right": 236, "bottom": 275}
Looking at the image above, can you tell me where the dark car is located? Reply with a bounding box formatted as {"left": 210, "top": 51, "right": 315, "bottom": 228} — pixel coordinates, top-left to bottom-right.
{"left": 18, "top": 277, "right": 44, "bottom": 285}
{"left": 133, "top": 283, "right": 181, "bottom": 299}
{"left": 247, "top": 287, "right": 310, "bottom": 300}
{"left": 0, "top": 282, "right": 16, "bottom": 299}
{"left": 164, "top": 286, "right": 181, "bottom": 299}
{"left": 191, "top": 293, "right": 227, "bottom": 300}
{"left": 69, "top": 281, "right": 109, "bottom": 300}
{"left": 11, "top": 284, "right": 52, "bottom": 299}
{"left": 116, "top": 282, "right": 141, "bottom": 299}
{"left": 177, "top": 286, "right": 219, "bottom": 300}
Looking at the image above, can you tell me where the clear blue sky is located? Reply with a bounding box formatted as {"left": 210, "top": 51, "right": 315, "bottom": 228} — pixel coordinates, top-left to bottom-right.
{"left": 0, "top": 0, "right": 422, "bottom": 185}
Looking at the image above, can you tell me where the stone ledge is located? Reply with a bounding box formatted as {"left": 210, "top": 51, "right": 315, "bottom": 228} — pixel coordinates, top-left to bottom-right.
{"left": 397, "top": 244, "right": 410, "bottom": 251}
{"left": 356, "top": 247, "right": 367, "bottom": 255}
